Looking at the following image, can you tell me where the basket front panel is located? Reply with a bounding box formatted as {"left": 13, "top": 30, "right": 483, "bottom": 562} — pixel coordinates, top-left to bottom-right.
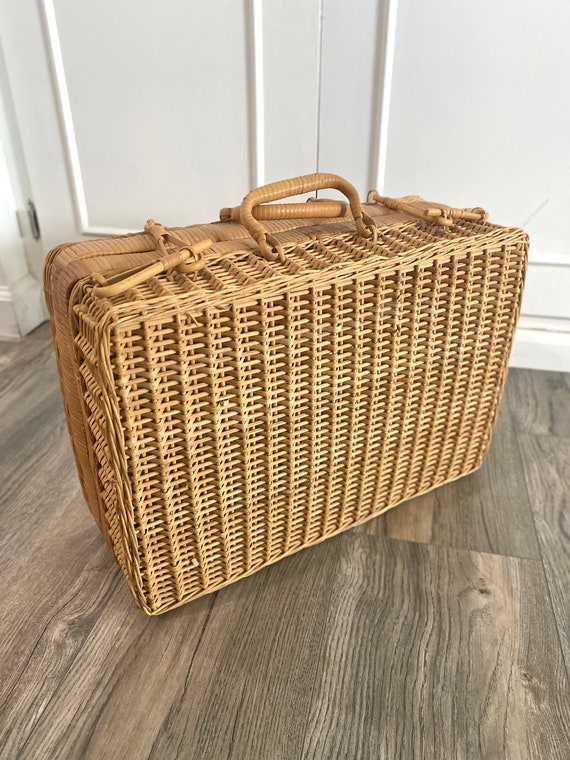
{"left": 76, "top": 234, "right": 526, "bottom": 614}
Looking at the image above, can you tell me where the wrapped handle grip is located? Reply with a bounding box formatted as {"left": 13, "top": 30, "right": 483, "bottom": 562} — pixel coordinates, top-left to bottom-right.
{"left": 220, "top": 199, "right": 347, "bottom": 222}
{"left": 240, "top": 173, "right": 376, "bottom": 261}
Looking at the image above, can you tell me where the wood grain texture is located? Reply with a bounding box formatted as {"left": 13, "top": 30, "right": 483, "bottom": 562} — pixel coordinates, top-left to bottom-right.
{"left": 147, "top": 543, "right": 340, "bottom": 760}
{"left": 302, "top": 533, "right": 570, "bottom": 760}
{"left": 1, "top": 325, "right": 570, "bottom": 760}
{"left": 517, "top": 434, "right": 570, "bottom": 674}
{"left": 359, "top": 408, "right": 541, "bottom": 560}
{"left": 508, "top": 367, "right": 570, "bottom": 675}
{"left": 504, "top": 368, "right": 570, "bottom": 439}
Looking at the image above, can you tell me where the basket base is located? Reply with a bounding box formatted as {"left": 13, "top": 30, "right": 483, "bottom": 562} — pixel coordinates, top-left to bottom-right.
{"left": 132, "top": 454, "right": 489, "bottom": 616}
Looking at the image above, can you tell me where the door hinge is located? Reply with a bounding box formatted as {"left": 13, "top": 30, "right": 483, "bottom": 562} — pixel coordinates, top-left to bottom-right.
{"left": 16, "top": 200, "right": 41, "bottom": 241}
{"left": 27, "top": 200, "right": 41, "bottom": 240}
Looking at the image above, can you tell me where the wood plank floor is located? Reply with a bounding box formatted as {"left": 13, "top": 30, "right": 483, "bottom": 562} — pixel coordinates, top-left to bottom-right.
{"left": 0, "top": 323, "right": 569, "bottom": 760}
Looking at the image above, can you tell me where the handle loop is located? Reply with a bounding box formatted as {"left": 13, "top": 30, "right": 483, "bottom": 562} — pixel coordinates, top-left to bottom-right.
{"left": 240, "top": 173, "right": 376, "bottom": 261}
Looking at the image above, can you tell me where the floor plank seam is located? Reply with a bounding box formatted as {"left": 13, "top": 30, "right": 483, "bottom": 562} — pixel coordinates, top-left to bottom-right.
{"left": 518, "top": 458, "right": 570, "bottom": 686}
{"left": 361, "top": 531, "right": 547, "bottom": 564}
{"left": 298, "top": 537, "right": 343, "bottom": 758}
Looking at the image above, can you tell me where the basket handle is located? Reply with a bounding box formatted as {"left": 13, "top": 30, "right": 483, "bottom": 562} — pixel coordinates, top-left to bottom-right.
{"left": 240, "top": 173, "right": 376, "bottom": 261}
{"left": 219, "top": 198, "right": 347, "bottom": 222}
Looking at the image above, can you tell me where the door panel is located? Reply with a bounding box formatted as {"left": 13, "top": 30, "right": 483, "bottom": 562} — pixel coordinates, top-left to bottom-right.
{"left": 1, "top": 0, "right": 326, "bottom": 252}
{"left": 263, "top": 0, "right": 321, "bottom": 185}
{"left": 318, "top": 0, "right": 388, "bottom": 196}
{"left": 384, "top": 0, "right": 570, "bottom": 368}
{"left": 51, "top": 0, "right": 251, "bottom": 231}
{"left": 384, "top": 0, "right": 570, "bottom": 255}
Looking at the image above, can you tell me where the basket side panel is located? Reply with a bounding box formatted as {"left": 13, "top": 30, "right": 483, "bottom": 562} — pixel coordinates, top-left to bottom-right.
{"left": 74, "top": 230, "right": 527, "bottom": 614}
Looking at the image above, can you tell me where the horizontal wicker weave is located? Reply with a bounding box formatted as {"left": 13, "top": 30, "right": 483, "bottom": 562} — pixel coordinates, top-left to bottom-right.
{"left": 45, "top": 173, "right": 528, "bottom": 614}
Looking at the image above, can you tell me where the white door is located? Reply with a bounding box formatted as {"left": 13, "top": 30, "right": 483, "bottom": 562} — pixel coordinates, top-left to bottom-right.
{"left": 1, "top": 0, "right": 568, "bottom": 371}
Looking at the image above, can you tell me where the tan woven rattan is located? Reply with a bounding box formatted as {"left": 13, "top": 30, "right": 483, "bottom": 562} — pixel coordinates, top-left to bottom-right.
{"left": 45, "top": 173, "right": 528, "bottom": 614}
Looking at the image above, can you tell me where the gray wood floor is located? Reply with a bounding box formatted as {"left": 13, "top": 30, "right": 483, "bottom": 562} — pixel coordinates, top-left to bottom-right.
{"left": 1, "top": 323, "right": 569, "bottom": 760}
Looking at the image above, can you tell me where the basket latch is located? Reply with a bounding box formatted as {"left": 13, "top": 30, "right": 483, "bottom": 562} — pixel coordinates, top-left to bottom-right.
{"left": 368, "top": 191, "right": 488, "bottom": 227}
{"left": 92, "top": 219, "right": 212, "bottom": 298}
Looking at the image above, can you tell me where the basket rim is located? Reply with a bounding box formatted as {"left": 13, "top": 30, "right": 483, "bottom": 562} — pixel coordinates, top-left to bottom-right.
{"left": 72, "top": 221, "right": 528, "bottom": 328}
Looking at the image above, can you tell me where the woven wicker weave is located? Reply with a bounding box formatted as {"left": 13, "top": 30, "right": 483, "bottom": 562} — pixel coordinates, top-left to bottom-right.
{"left": 45, "top": 173, "right": 528, "bottom": 614}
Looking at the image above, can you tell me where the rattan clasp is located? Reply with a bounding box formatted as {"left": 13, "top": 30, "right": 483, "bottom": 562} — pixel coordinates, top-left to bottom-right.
{"left": 368, "top": 191, "right": 488, "bottom": 227}
{"left": 92, "top": 220, "right": 211, "bottom": 298}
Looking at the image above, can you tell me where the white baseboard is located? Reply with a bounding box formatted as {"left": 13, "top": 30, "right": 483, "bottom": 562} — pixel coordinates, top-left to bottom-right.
{"left": 10, "top": 273, "right": 47, "bottom": 334}
{"left": 0, "top": 285, "right": 20, "bottom": 340}
{"left": 0, "top": 274, "right": 47, "bottom": 340}
{"left": 511, "top": 316, "right": 570, "bottom": 373}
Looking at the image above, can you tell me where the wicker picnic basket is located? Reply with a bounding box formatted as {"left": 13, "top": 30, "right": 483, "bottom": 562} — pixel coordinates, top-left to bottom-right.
{"left": 45, "top": 173, "right": 528, "bottom": 615}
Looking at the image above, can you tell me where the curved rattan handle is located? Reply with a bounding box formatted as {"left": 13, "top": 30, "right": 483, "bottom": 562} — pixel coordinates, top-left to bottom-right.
{"left": 240, "top": 173, "right": 376, "bottom": 260}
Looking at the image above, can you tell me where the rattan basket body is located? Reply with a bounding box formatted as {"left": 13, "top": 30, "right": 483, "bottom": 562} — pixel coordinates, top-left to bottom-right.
{"left": 45, "top": 174, "right": 528, "bottom": 614}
